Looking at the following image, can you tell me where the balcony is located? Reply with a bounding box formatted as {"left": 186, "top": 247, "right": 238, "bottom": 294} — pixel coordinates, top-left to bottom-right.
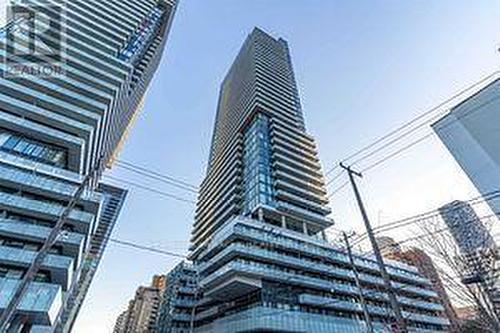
{"left": 276, "top": 190, "right": 331, "bottom": 215}
{"left": 392, "top": 281, "right": 438, "bottom": 298}
{"left": 195, "top": 217, "right": 428, "bottom": 289}
{"left": 272, "top": 145, "right": 320, "bottom": 171}
{"left": 0, "top": 78, "right": 101, "bottom": 124}
{"left": 238, "top": 220, "right": 422, "bottom": 280}
{"left": 201, "top": 255, "right": 440, "bottom": 311}
{"left": 274, "top": 180, "right": 328, "bottom": 205}
{"left": 172, "top": 298, "right": 196, "bottom": 308}
{"left": 272, "top": 154, "right": 322, "bottom": 179}
{"left": 276, "top": 201, "right": 332, "bottom": 227}
{"left": 0, "top": 151, "right": 83, "bottom": 184}
{"left": 195, "top": 306, "right": 219, "bottom": 321}
{"left": 28, "top": 326, "right": 53, "bottom": 332}
{"left": 0, "top": 54, "right": 108, "bottom": 109}
{"left": 0, "top": 113, "right": 84, "bottom": 173}
{"left": 299, "top": 294, "right": 447, "bottom": 325}
{"left": 177, "top": 286, "right": 197, "bottom": 294}
{"left": 0, "top": 192, "right": 94, "bottom": 233}
{"left": 0, "top": 88, "right": 94, "bottom": 132}
{"left": 199, "top": 243, "right": 380, "bottom": 289}
{"left": 171, "top": 312, "right": 193, "bottom": 322}
{"left": 403, "top": 311, "right": 451, "bottom": 326}
{"left": 275, "top": 169, "right": 326, "bottom": 195}
{"left": 299, "top": 294, "right": 362, "bottom": 312}
{"left": 118, "top": 5, "right": 165, "bottom": 64}
{"left": 0, "top": 246, "right": 74, "bottom": 290}
{"left": 201, "top": 260, "right": 358, "bottom": 295}
{"left": 270, "top": 118, "right": 315, "bottom": 146}
{"left": 398, "top": 296, "right": 444, "bottom": 312}
{"left": 0, "top": 163, "right": 100, "bottom": 204}
{"left": 0, "top": 278, "right": 62, "bottom": 327}
{"left": 0, "top": 220, "right": 85, "bottom": 263}
{"left": 271, "top": 136, "right": 318, "bottom": 163}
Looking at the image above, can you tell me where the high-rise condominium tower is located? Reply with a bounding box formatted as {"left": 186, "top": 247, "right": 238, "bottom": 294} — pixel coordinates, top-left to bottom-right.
{"left": 0, "top": 0, "right": 177, "bottom": 331}
{"left": 114, "top": 275, "right": 167, "bottom": 333}
{"left": 157, "top": 262, "right": 197, "bottom": 333}
{"left": 438, "top": 200, "right": 496, "bottom": 287}
{"left": 181, "top": 28, "right": 450, "bottom": 332}
{"left": 439, "top": 201, "right": 495, "bottom": 255}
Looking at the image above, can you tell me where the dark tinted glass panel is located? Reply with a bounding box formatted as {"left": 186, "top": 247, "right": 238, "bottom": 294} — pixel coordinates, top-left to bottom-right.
{"left": 0, "top": 128, "right": 68, "bottom": 168}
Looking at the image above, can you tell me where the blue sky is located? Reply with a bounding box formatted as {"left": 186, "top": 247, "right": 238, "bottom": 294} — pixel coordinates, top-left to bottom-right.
{"left": 74, "top": 1, "right": 500, "bottom": 331}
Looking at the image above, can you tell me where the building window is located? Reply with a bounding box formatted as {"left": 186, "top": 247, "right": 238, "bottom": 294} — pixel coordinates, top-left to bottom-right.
{"left": 34, "top": 271, "right": 52, "bottom": 283}
{"left": 0, "top": 265, "right": 24, "bottom": 280}
{"left": 1, "top": 211, "right": 74, "bottom": 232}
{"left": 118, "top": 5, "right": 164, "bottom": 64}
{"left": 242, "top": 113, "right": 274, "bottom": 214}
{"left": 0, "top": 128, "right": 68, "bottom": 168}
{"left": 0, "top": 236, "right": 63, "bottom": 255}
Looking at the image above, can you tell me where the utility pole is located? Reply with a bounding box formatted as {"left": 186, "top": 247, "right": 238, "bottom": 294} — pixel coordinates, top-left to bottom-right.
{"left": 340, "top": 163, "right": 407, "bottom": 333}
{"left": 0, "top": 159, "right": 103, "bottom": 332}
{"left": 342, "top": 232, "right": 374, "bottom": 333}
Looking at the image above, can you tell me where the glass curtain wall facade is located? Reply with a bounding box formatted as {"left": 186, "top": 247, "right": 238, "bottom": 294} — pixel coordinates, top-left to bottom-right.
{"left": 183, "top": 28, "right": 451, "bottom": 332}
{"left": 439, "top": 201, "right": 495, "bottom": 255}
{"left": 157, "top": 262, "right": 198, "bottom": 333}
{"left": 0, "top": 0, "right": 178, "bottom": 331}
{"left": 242, "top": 114, "right": 274, "bottom": 214}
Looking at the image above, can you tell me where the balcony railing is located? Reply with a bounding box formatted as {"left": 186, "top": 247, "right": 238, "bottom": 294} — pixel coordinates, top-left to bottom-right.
{"left": 118, "top": 6, "right": 164, "bottom": 64}
{"left": 0, "top": 278, "right": 62, "bottom": 326}
{"left": 0, "top": 192, "right": 94, "bottom": 225}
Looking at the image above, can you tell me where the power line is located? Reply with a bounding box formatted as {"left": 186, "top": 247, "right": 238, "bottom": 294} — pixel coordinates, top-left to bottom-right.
{"left": 323, "top": 71, "right": 500, "bottom": 183}
{"left": 328, "top": 180, "right": 350, "bottom": 198}
{"left": 328, "top": 132, "right": 433, "bottom": 197}
{"left": 370, "top": 191, "right": 500, "bottom": 233}
{"left": 358, "top": 92, "right": 500, "bottom": 174}
{"left": 114, "top": 161, "right": 198, "bottom": 194}
{"left": 327, "top": 92, "right": 500, "bottom": 198}
{"left": 103, "top": 175, "right": 197, "bottom": 205}
{"left": 325, "top": 170, "right": 346, "bottom": 188}
{"left": 324, "top": 164, "right": 341, "bottom": 178}
{"left": 352, "top": 124, "right": 436, "bottom": 169}
{"left": 360, "top": 133, "right": 434, "bottom": 174}
{"left": 359, "top": 214, "right": 499, "bottom": 258}
{"left": 108, "top": 238, "right": 187, "bottom": 259}
{"left": 115, "top": 159, "right": 198, "bottom": 191}
{"left": 349, "top": 191, "right": 500, "bottom": 247}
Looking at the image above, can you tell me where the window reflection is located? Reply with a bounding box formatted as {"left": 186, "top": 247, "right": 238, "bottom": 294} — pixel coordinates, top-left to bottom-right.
{"left": 0, "top": 128, "right": 68, "bottom": 168}
{"left": 243, "top": 114, "right": 274, "bottom": 214}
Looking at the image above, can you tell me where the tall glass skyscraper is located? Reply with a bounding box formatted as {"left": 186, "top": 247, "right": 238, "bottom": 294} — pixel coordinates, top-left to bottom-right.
{"left": 439, "top": 200, "right": 496, "bottom": 286}
{"left": 439, "top": 200, "right": 495, "bottom": 255}
{"left": 173, "top": 28, "right": 450, "bottom": 332}
{"left": 0, "top": 0, "right": 177, "bottom": 331}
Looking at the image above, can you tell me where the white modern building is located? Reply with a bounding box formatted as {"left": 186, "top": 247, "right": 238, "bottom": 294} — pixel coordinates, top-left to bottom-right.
{"left": 432, "top": 78, "right": 500, "bottom": 216}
